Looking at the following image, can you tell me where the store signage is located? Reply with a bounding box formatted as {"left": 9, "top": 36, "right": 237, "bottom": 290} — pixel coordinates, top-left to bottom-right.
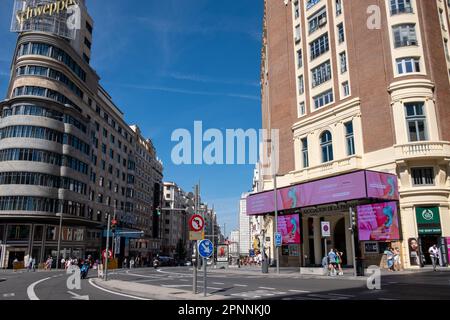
{"left": 416, "top": 207, "right": 441, "bottom": 235}
{"left": 14, "top": 0, "right": 78, "bottom": 24}
{"left": 364, "top": 242, "right": 379, "bottom": 254}
{"left": 246, "top": 170, "right": 398, "bottom": 215}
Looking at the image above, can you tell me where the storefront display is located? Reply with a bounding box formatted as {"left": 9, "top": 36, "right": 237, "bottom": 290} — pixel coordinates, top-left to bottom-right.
{"left": 357, "top": 202, "right": 400, "bottom": 241}
{"left": 408, "top": 238, "right": 420, "bottom": 266}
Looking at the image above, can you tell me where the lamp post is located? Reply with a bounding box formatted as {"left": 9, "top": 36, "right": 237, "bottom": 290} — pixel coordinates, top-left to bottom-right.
{"left": 56, "top": 213, "right": 63, "bottom": 270}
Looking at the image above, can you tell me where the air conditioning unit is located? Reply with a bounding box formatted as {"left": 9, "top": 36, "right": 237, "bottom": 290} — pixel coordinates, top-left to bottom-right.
{"left": 319, "top": 17, "right": 327, "bottom": 26}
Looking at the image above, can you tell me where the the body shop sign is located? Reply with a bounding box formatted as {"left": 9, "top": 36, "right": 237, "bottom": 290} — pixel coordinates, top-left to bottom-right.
{"left": 416, "top": 207, "right": 441, "bottom": 235}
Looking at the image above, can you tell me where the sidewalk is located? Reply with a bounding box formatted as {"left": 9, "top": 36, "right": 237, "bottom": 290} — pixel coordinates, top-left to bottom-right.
{"left": 92, "top": 278, "right": 229, "bottom": 300}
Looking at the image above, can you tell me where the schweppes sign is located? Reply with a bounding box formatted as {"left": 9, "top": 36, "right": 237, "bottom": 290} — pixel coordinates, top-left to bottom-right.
{"left": 15, "top": 0, "right": 78, "bottom": 25}
{"left": 11, "top": 0, "right": 80, "bottom": 40}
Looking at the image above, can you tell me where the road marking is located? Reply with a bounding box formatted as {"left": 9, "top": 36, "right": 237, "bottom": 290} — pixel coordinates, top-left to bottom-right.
{"left": 88, "top": 279, "right": 150, "bottom": 300}
{"left": 234, "top": 284, "right": 248, "bottom": 287}
{"left": 328, "top": 293, "right": 355, "bottom": 298}
{"left": 2, "top": 293, "right": 15, "bottom": 298}
{"left": 67, "top": 291, "right": 89, "bottom": 300}
{"left": 259, "top": 287, "right": 276, "bottom": 290}
{"left": 213, "top": 282, "right": 225, "bottom": 285}
{"left": 27, "top": 277, "right": 52, "bottom": 300}
{"left": 161, "top": 284, "right": 191, "bottom": 288}
{"left": 289, "top": 289, "right": 311, "bottom": 293}
{"left": 180, "top": 279, "right": 189, "bottom": 282}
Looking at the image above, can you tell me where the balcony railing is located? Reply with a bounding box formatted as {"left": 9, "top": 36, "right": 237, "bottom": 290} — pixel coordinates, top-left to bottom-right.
{"left": 394, "top": 141, "right": 450, "bottom": 160}
{"left": 293, "top": 155, "right": 362, "bottom": 181}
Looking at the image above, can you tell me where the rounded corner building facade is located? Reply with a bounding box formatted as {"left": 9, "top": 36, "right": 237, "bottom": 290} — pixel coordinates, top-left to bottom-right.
{"left": 0, "top": 0, "right": 163, "bottom": 269}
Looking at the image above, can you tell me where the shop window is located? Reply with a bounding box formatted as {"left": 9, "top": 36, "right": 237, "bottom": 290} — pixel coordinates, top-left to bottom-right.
{"left": 33, "top": 225, "right": 43, "bottom": 241}
{"left": 46, "top": 226, "right": 57, "bottom": 241}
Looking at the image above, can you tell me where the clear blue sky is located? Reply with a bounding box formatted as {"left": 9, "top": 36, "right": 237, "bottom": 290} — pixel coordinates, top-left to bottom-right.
{"left": 0, "top": 0, "right": 263, "bottom": 236}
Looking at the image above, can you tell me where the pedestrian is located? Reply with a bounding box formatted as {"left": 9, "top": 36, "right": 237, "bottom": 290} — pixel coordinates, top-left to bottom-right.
{"left": 335, "top": 250, "right": 344, "bottom": 276}
{"left": 384, "top": 248, "right": 395, "bottom": 271}
{"left": 328, "top": 249, "right": 337, "bottom": 276}
{"left": 61, "top": 257, "right": 66, "bottom": 270}
{"left": 428, "top": 244, "right": 440, "bottom": 271}
{"left": 393, "top": 247, "right": 402, "bottom": 271}
{"left": 123, "top": 258, "right": 127, "bottom": 269}
{"left": 31, "top": 257, "right": 36, "bottom": 272}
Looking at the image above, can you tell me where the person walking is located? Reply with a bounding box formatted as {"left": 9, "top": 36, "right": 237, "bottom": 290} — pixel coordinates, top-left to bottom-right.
{"left": 31, "top": 257, "right": 36, "bottom": 272}
{"left": 428, "top": 244, "right": 440, "bottom": 271}
{"left": 328, "top": 249, "right": 337, "bottom": 276}
{"left": 393, "top": 247, "right": 402, "bottom": 271}
{"left": 335, "top": 250, "right": 344, "bottom": 276}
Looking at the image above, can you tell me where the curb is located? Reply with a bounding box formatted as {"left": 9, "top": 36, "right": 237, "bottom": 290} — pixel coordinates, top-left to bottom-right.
{"left": 92, "top": 278, "right": 229, "bottom": 301}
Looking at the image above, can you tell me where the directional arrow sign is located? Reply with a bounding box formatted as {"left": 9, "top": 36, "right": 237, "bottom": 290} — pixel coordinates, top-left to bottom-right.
{"left": 198, "top": 239, "right": 213, "bottom": 258}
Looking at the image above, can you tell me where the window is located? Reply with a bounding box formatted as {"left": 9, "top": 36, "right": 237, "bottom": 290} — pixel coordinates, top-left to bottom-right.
{"left": 411, "top": 167, "right": 435, "bottom": 186}
{"left": 295, "top": 25, "right": 301, "bottom": 42}
{"left": 390, "top": 0, "right": 413, "bottom": 15}
{"left": 345, "top": 121, "right": 355, "bottom": 156}
{"left": 397, "top": 57, "right": 420, "bottom": 74}
{"left": 301, "top": 138, "right": 309, "bottom": 168}
{"left": 298, "top": 102, "right": 306, "bottom": 117}
{"left": 340, "top": 51, "right": 347, "bottom": 73}
{"left": 393, "top": 24, "right": 417, "bottom": 47}
{"left": 306, "top": 0, "right": 320, "bottom": 10}
{"left": 84, "top": 37, "right": 91, "bottom": 50}
{"left": 101, "top": 143, "right": 107, "bottom": 154}
{"left": 86, "top": 22, "right": 93, "bottom": 34}
{"left": 336, "top": 0, "right": 342, "bottom": 16}
{"left": 311, "top": 60, "right": 332, "bottom": 87}
{"left": 320, "top": 131, "right": 334, "bottom": 163}
{"left": 314, "top": 89, "right": 334, "bottom": 109}
{"left": 294, "top": 1, "right": 300, "bottom": 19}
{"left": 298, "top": 75, "right": 304, "bottom": 94}
{"left": 342, "top": 81, "right": 350, "bottom": 97}
{"left": 297, "top": 49, "right": 303, "bottom": 68}
{"left": 337, "top": 23, "right": 345, "bottom": 43}
{"left": 310, "top": 33, "right": 329, "bottom": 60}
{"left": 405, "top": 102, "right": 427, "bottom": 142}
{"left": 308, "top": 7, "right": 327, "bottom": 34}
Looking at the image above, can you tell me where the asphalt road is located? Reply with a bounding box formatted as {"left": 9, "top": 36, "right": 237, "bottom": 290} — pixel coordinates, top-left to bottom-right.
{"left": 1, "top": 267, "right": 449, "bottom": 300}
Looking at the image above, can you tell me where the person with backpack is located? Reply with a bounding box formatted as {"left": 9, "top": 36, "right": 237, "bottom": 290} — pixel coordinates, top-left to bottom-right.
{"left": 328, "top": 249, "right": 337, "bottom": 276}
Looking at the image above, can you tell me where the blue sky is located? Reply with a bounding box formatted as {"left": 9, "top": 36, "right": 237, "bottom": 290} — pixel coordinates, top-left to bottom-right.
{"left": 0, "top": 0, "right": 263, "bottom": 236}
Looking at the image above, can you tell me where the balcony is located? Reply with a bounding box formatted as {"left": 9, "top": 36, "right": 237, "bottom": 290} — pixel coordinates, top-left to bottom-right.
{"left": 394, "top": 141, "right": 450, "bottom": 161}
{"left": 292, "top": 155, "right": 363, "bottom": 182}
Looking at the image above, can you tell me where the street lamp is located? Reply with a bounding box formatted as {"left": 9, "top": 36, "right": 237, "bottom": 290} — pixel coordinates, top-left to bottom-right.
{"left": 56, "top": 212, "right": 63, "bottom": 270}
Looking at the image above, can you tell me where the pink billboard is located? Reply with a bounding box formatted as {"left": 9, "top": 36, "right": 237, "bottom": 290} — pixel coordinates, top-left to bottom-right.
{"left": 365, "top": 171, "right": 399, "bottom": 201}
{"left": 357, "top": 201, "right": 400, "bottom": 241}
{"left": 246, "top": 170, "right": 399, "bottom": 216}
{"left": 277, "top": 214, "right": 301, "bottom": 245}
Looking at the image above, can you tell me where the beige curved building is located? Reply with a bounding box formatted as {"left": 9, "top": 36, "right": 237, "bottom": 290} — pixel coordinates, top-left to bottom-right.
{"left": 0, "top": 0, "right": 163, "bottom": 268}
{"left": 255, "top": 0, "right": 450, "bottom": 269}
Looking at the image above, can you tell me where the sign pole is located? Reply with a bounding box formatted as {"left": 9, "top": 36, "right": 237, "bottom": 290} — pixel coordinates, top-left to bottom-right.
{"left": 203, "top": 257, "right": 207, "bottom": 297}
{"left": 350, "top": 207, "right": 357, "bottom": 277}
{"left": 193, "top": 241, "right": 197, "bottom": 294}
{"left": 324, "top": 238, "right": 327, "bottom": 257}
{"left": 105, "top": 213, "right": 111, "bottom": 281}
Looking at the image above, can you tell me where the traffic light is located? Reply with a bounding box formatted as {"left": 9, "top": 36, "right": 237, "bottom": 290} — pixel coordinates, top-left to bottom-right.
{"left": 111, "top": 219, "right": 118, "bottom": 232}
{"left": 157, "top": 207, "right": 161, "bottom": 216}
{"left": 350, "top": 209, "right": 357, "bottom": 230}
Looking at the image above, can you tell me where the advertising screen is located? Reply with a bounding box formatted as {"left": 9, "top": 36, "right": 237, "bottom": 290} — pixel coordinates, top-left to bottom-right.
{"left": 277, "top": 214, "right": 301, "bottom": 245}
{"left": 365, "top": 171, "right": 399, "bottom": 201}
{"left": 357, "top": 201, "right": 400, "bottom": 241}
{"left": 217, "top": 245, "right": 229, "bottom": 262}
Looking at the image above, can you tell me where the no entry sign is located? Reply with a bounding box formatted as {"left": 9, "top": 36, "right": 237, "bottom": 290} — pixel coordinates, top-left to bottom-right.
{"left": 189, "top": 214, "right": 205, "bottom": 232}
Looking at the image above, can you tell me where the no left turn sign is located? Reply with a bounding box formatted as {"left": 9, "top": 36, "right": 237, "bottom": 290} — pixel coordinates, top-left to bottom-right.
{"left": 189, "top": 215, "right": 205, "bottom": 232}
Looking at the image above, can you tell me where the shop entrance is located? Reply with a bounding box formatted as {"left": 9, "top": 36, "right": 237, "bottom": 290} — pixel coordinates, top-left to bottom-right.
{"left": 7, "top": 249, "right": 25, "bottom": 269}
{"left": 419, "top": 235, "right": 440, "bottom": 265}
{"left": 334, "top": 218, "right": 347, "bottom": 265}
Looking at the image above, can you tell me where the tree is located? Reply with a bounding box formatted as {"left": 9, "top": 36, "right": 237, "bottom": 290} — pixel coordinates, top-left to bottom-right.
{"left": 176, "top": 239, "right": 186, "bottom": 260}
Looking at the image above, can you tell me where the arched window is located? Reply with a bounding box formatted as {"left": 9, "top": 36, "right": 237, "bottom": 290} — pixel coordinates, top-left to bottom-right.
{"left": 320, "top": 131, "right": 334, "bottom": 163}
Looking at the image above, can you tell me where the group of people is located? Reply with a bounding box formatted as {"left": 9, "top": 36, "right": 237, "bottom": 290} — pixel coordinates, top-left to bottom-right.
{"left": 240, "top": 254, "right": 263, "bottom": 267}
{"left": 323, "top": 249, "right": 344, "bottom": 276}
{"left": 384, "top": 247, "right": 402, "bottom": 272}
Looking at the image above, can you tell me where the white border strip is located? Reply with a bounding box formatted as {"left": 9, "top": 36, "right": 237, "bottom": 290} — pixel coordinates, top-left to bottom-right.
{"left": 88, "top": 279, "right": 151, "bottom": 300}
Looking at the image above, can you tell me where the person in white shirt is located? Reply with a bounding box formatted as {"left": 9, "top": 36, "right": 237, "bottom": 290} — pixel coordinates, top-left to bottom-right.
{"left": 428, "top": 245, "right": 440, "bottom": 271}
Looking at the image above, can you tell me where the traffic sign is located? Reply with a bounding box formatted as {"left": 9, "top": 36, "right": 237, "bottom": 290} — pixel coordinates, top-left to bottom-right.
{"left": 275, "top": 232, "right": 282, "bottom": 247}
{"left": 189, "top": 214, "right": 205, "bottom": 232}
{"left": 321, "top": 222, "right": 331, "bottom": 237}
{"left": 198, "top": 239, "right": 213, "bottom": 258}
{"left": 189, "top": 231, "right": 204, "bottom": 241}
{"left": 102, "top": 249, "right": 112, "bottom": 260}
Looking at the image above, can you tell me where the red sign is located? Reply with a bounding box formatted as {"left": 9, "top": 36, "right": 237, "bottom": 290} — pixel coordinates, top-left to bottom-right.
{"left": 189, "top": 215, "right": 205, "bottom": 232}
{"left": 102, "top": 249, "right": 112, "bottom": 259}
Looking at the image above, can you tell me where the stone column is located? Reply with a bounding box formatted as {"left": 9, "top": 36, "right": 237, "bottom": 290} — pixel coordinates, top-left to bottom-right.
{"left": 313, "top": 217, "right": 322, "bottom": 265}
{"left": 302, "top": 216, "right": 309, "bottom": 265}
{"left": 345, "top": 213, "right": 353, "bottom": 266}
